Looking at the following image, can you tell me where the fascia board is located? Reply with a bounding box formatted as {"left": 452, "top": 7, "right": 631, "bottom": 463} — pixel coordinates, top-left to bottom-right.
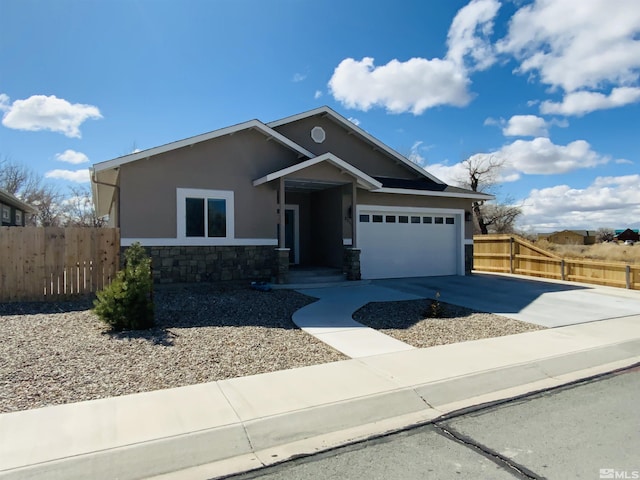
{"left": 253, "top": 153, "right": 382, "bottom": 190}
{"left": 375, "top": 187, "right": 495, "bottom": 201}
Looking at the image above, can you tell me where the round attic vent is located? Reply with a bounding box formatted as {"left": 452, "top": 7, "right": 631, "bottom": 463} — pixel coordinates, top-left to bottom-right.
{"left": 311, "top": 126, "right": 326, "bottom": 143}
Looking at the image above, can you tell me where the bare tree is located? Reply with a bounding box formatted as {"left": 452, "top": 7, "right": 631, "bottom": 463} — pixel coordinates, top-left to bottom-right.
{"left": 0, "top": 156, "right": 64, "bottom": 226}
{"left": 456, "top": 155, "right": 521, "bottom": 234}
{"left": 596, "top": 228, "right": 615, "bottom": 243}
{"left": 61, "top": 185, "right": 105, "bottom": 227}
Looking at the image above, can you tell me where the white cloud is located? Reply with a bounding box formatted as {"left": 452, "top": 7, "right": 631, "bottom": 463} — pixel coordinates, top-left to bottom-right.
{"left": 492, "top": 137, "right": 610, "bottom": 175}
{"left": 502, "top": 115, "right": 548, "bottom": 137}
{"left": 314, "top": 90, "right": 323, "bottom": 99}
{"left": 55, "top": 149, "right": 89, "bottom": 164}
{"left": 408, "top": 141, "right": 426, "bottom": 166}
{"left": 328, "top": 0, "right": 502, "bottom": 114}
{"left": 45, "top": 169, "right": 90, "bottom": 183}
{"left": 615, "top": 158, "right": 634, "bottom": 165}
{"left": 1, "top": 94, "right": 102, "bottom": 138}
{"left": 292, "top": 73, "right": 306, "bottom": 82}
{"left": 423, "top": 161, "right": 468, "bottom": 186}
{"left": 328, "top": 57, "right": 471, "bottom": 115}
{"left": 519, "top": 175, "right": 640, "bottom": 230}
{"left": 446, "top": 0, "right": 501, "bottom": 71}
{"left": 424, "top": 137, "right": 611, "bottom": 187}
{"left": 0, "top": 94, "right": 9, "bottom": 111}
{"left": 347, "top": 117, "right": 360, "bottom": 126}
{"left": 540, "top": 87, "right": 640, "bottom": 116}
{"left": 498, "top": 0, "right": 640, "bottom": 93}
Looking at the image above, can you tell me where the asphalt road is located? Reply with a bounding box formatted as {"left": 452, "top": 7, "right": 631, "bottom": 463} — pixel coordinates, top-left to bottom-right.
{"left": 231, "top": 366, "right": 640, "bottom": 480}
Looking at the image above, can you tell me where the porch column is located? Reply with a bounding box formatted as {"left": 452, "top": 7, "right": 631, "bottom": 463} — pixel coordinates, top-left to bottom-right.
{"left": 343, "top": 180, "right": 361, "bottom": 281}
{"left": 279, "top": 176, "right": 285, "bottom": 248}
{"left": 275, "top": 176, "right": 289, "bottom": 284}
{"left": 351, "top": 181, "right": 357, "bottom": 248}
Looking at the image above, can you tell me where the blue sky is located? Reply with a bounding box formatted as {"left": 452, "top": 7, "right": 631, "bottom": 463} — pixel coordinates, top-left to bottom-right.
{"left": 1, "top": 0, "right": 639, "bottom": 232}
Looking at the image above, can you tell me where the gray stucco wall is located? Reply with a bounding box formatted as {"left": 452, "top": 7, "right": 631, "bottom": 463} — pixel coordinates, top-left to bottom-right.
{"left": 118, "top": 129, "right": 301, "bottom": 240}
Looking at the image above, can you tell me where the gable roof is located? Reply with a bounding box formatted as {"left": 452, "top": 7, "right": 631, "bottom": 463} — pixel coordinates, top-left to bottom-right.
{"left": 253, "top": 153, "right": 383, "bottom": 190}
{"left": 92, "top": 119, "right": 314, "bottom": 173}
{"left": 268, "top": 106, "right": 445, "bottom": 185}
{"left": 0, "top": 188, "right": 37, "bottom": 213}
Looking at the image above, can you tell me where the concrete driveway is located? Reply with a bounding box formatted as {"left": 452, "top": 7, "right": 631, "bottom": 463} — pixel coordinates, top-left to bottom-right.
{"left": 375, "top": 273, "right": 640, "bottom": 328}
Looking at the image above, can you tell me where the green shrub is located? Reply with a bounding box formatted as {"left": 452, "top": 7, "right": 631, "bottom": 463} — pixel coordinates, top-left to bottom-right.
{"left": 94, "top": 242, "right": 154, "bottom": 331}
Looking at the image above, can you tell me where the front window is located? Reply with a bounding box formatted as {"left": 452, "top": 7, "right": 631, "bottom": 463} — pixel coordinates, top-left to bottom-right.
{"left": 177, "top": 188, "right": 234, "bottom": 242}
{"left": 185, "top": 197, "right": 227, "bottom": 237}
{"left": 15, "top": 210, "right": 22, "bottom": 225}
{"left": 1, "top": 205, "right": 10, "bottom": 223}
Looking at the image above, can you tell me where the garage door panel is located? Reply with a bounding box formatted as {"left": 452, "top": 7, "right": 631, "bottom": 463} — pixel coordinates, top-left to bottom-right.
{"left": 359, "top": 210, "right": 458, "bottom": 279}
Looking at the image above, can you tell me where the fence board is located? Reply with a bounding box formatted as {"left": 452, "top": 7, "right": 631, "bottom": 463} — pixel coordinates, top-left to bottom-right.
{"left": 473, "top": 234, "right": 639, "bottom": 291}
{"left": 0, "top": 227, "right": 120, "bottom": 302}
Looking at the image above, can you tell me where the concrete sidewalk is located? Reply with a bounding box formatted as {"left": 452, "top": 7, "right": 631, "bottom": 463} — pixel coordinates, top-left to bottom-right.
{"left": 292, "top": 284, "right": 423, "bottom": 357}
{"left": 2, "top": 315, "right": 639, "bottom": 480}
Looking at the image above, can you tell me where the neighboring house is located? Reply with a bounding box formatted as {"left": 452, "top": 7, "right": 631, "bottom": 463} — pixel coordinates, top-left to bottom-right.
{"left": 91, "top": 106, "right": 492, "bottom": 283}
{"left": 542, "top": 230, "right": 596, "bottom": 245}
{"left": 0, "top": 188, "right": 35, "bottom": 227}
{"left": 615, "top": 229, "right": 640, "bottom": 242}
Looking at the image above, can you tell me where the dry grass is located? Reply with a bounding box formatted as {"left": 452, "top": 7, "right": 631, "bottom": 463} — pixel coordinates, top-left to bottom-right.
{"left": 536, "top": 240, "right": 640, "bottom": 264}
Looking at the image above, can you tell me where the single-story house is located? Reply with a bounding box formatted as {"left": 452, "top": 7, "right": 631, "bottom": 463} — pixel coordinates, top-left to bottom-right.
{"left": 541, "top": 230, "right": 596, "bottom": 245}
{"left": 615, "top": 229, "right": 639, "bottom": 242}
{"left": 91, "top": 106, "right": 493, "bottom": 283}
{"left": 0, "top": 188, "right": 35, "bottom": 227}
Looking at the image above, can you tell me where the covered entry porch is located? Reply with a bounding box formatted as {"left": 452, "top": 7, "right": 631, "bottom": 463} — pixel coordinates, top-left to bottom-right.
{"left": 253, "top": 153, "right": 382, "bottom": 283}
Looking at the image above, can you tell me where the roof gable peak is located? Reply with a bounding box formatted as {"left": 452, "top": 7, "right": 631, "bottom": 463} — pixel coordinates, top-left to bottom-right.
{"left": 269, "top": 106, "right": 445, "bottom": 185}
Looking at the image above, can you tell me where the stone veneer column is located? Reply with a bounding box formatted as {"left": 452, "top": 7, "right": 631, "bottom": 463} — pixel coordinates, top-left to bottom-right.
{"left": 465, "top": 243, "right": 473, "bottom": 274}
{"left": 343, "top": 247, "right": 361, "bottom": 281}
{"left": 275, "top": 248, "right": 290, "bottom": 284}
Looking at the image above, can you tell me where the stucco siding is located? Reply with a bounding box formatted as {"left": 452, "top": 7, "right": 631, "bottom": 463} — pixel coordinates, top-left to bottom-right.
{"left": 287, "top": 161, "right": 357, "bottom": 185}
{"left": 119, "top": 129, "right": 301, "bottom": 239}
{"left": 273, "top": 116, "right": 417, "bottom": 179}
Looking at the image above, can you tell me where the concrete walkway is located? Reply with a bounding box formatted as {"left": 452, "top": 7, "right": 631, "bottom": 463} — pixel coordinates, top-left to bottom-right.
{"left": 292, "top": 284, "right": 425, "bottom": 358}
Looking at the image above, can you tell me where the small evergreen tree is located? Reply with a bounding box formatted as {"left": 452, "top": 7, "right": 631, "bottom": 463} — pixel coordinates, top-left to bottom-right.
{"left": 94, "top": 242, "right": 154, "bottom": 330}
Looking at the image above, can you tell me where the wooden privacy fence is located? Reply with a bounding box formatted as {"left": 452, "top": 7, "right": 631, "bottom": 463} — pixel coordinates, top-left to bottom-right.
{"left": 0, "top": 227, "right": 120, "bottom": 302}
{"left": 474, "top": 234, "right": 640, "bottom": 290}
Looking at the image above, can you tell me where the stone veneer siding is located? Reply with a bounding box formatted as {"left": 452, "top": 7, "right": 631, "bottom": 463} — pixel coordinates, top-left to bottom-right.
{"left": 343, "top": 248, "right": 361, "bottom": 280}
{"left": 139, "top": 245, "right": 276, "bottom": 283}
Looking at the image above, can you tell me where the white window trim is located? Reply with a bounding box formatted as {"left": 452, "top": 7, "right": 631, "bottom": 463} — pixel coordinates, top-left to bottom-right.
{"left": 15, "top": 210, "right": 22, "bottom": 225}
{"left": 176, "top": 188, "right": 235, "bottom": 244}
{"left": 1, "top": 205, "right": 10, "bottom": 221}
{"left": 121, "top": 238, "right": 277, "bottom": 247}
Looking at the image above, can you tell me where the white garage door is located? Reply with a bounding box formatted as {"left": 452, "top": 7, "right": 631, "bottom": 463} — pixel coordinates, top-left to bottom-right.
{"left": 358, "top": 209, "right": 460, "bottom": 279}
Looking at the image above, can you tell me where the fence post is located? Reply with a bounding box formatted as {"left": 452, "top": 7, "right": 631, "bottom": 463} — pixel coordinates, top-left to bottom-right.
{"left": 509, "top": 237, "right": 514, "bottom": 274}
{"left": 626, "top": 265, "right": 631, "bottom": 289}
{"left": 561, "top": 260, "right": 565, "bottom": 281}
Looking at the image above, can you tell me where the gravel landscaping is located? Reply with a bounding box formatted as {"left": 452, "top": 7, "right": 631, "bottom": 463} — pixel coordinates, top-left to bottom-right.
{"left": 354, "top": 299, "right": 545, "bottom": 349}
{"left": 1, "top": 285, "right": 545, "bottom": 413}
{"left": 0, "top": 284, "right": 346, "bottom": 413}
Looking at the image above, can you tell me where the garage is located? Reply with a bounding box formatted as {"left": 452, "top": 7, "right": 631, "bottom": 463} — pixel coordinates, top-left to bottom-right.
{"left": 357, "top": 207, "right": 462, "bottom": 279}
